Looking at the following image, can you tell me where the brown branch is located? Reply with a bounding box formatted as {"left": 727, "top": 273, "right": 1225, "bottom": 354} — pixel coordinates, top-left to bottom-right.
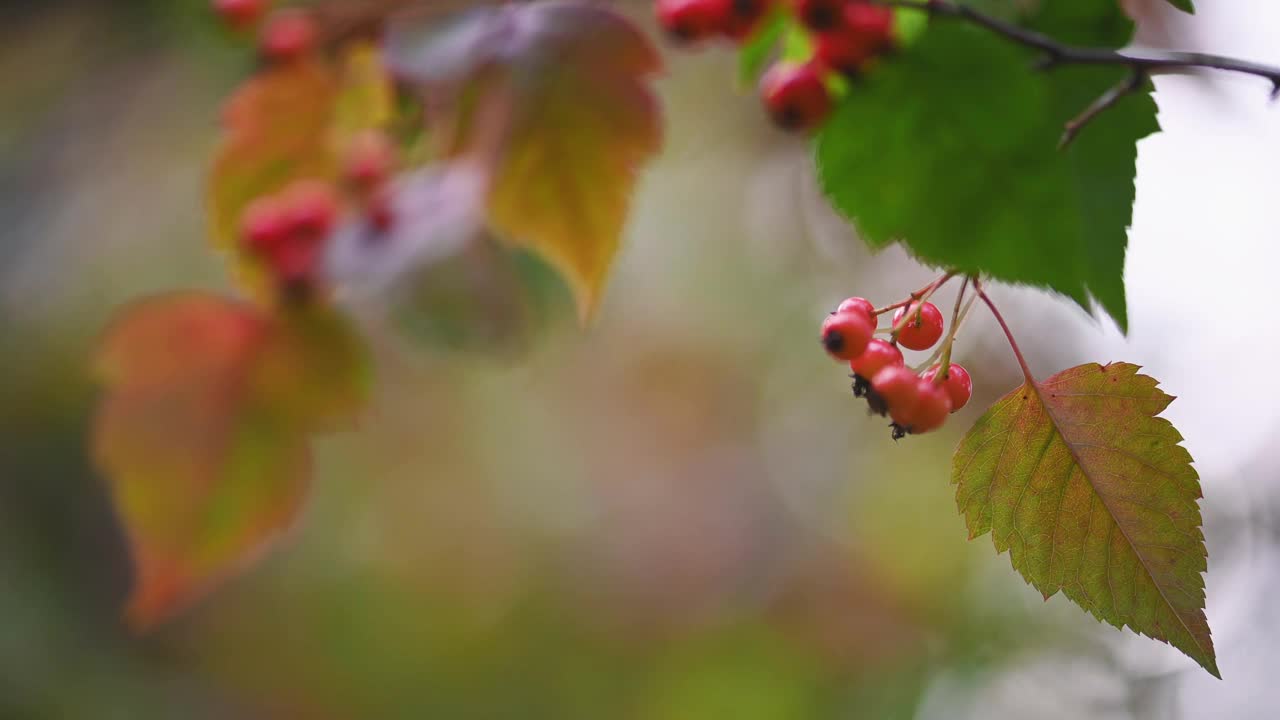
{"left": 875, "top": 0, "right": 1280, "bottom": 145}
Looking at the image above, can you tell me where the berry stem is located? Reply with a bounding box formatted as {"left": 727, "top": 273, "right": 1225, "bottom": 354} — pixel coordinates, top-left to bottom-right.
{"left": 973, "top": 278, "right": 1036, "bottom": 385}
{"left": 925, "top": 276, "right": 971, "bottom": 380}
{"left": 872, "top": 272, "right": 955, "bottom": 316}
{"left": 889, "top": 272, "right": 954, "bottom": 343}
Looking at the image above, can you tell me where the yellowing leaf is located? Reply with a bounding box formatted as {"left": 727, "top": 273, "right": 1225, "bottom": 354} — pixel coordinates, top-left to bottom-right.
{"left": 953, "top": 363, "right": 1217, "bottom": 677}
{"left": 330, "top": 41, "right": 396, "bottom": 150}
{"left": 387, "top": 1, "right": 663, "bottom": 322}
{"left": 91, "top": 292, "right": 369, "bottom": 628}
{"left": 208, "top": 45, "right": 396, "bottom": 301}
{"left": 210, "top": 60, "right": 338, "bottom": 255}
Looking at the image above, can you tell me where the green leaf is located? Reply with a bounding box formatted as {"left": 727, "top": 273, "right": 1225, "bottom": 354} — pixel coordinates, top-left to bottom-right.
{"left": 814, "top": 0, "right": 1157, "bottom": 331}
{"left": 1164, "top": 0, "right": 1195, "bottom": 13}
{"left": 737, "top": 10, "right": 787, "bottom": 89}
{"left": 953, "top": 362, "right": 1217, "bottom": 677}
{"left": 91, "top": 293, "right": 369, "bottom": 628}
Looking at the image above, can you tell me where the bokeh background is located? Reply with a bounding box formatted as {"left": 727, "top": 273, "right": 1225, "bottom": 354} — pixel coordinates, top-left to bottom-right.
{"left": 4, "top": 0, "right": 1280, "bottom": 718}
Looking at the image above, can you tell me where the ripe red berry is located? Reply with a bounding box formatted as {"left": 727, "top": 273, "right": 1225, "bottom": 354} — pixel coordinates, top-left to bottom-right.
{"left": 259, "top": 9, "right": 317, "bottom": 63}
{"left": 366, "top": 186, "right": 396, "bottom": 234}
{"left": 842, "top": 2, "right": 895, "bottom": 51}
{"left": 923, "top": 363, "right": 972, "bottom": 412}
{"left": 343, "top": 131, "right": 397, "bottom": 190}
{"left": 901, "top": 377, "right": 952, "bottom": 433}
{"left": 849, "top": 338, "right": 903, "bottom": 379}
{"left": 813, "top": 28, "right": 877, "bottom": 76}
{"left": 241, "top": 196, "right": 287, "bottom": 253}
{"left": 656, "top": 0, "right": 727, "bottom": 43}
{"left": 872, "top": 366, "right": 919, "bottom": 421}
{"left": 282, "top": 180, "right": 338, "bottom": 239}
{"left": 760, "top": 61, "right": 833, "bottom": 131}
{"left": 821, "top": 310, "right": 874, "bottom": 361}
{"left": 793, "top": 0, "right": 843, "bottom": 31}
{"left": 214, "top": 0, "right": 267, "bottom": 31}
{"left": 836, "top": 296, "right": 876, "bottom": 324}
{"left": 893, "top": 301, "right": 944, "bottom": 351}
{"left": 722, "top": 0, "right": 771, "bottom": 40}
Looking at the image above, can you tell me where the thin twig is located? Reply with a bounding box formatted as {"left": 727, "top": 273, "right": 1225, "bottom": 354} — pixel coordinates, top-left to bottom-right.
{"left": 1059, "top": 68, "right": 1148, "bottom": 148}
{"left": 875, "top": 0, "right": 1280, "bottom": 144}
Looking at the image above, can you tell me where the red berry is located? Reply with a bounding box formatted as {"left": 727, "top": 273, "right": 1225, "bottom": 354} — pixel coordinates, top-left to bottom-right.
{"left": 656, "top": 0, "right": 727, "bottom": 43}
{"left": 813, "top": 28, "right": 877, "bottom": 76}
{"left": 214, "top": 0, "right": 267, "bottom": 31}
{"left": 722, "top": 0, "right": 771, "bottom": 40}
{"left": 849, "top": 338, "right": 903, "bottom": 379}
{"left": 367, "top": 186, "right": 396, "bottom": 234}
{"left": 343, "top": 131, "right": 397, "bottom": 190}
{"left": 259, "top": 9, "right": 317, "bottom": 63}
{"left": 893, "top": 301, "right": 944, "bottom": 351}
{"left": 872, "top": 366, "right": 919, "bottom": 422}
{"left": 793, "top": 0, "right": 843, "bottom": 31}
{"left": 760, "top": 61, "right": 832, "bottom": 131}
{"left": 282, "top": 180, "right": 338, "bottom": 239}
{"left": 836, "top": 296, "right": 876, "bottom": 324}
{"left": 821, "top": 310, "right": 874, "bottom": 361}
{"left": 842, "top": 2, "right": 895, "bottom": 51}
{"left": 241, "top": 196, "right": 287, "bottom": 253}
{"left": 901, "top": 377, "right": 952, "bottom": 433}
{"left": 923, "top": 363, "right": 972, "bottom": 412}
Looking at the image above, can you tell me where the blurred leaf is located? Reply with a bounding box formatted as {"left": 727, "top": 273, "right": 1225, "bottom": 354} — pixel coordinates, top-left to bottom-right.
{"left": 952, "top": 362, "right": 1217, "bottom": 677}
{"left": 737, "top": 11, "right": 786, "bottom": 89}
{"left": 1164, "top": 0, "right": 1194, "bottom": 13}
{"left": 209, "top": 60, "right": 338, "bottom": 298}
{"left": 331, "top": 41, "right": 396, "bottom": 147}
{"left": 91, "top": 293, "right": 369, "bottom": 628}
{"left": 814, "top": 0, "right": 1155, "bottom": 331}
{"left": 388, "top": 1, "right": 663, "bottom": 322}
{"left": 209, "top": 45, "right": 396, "bottom": 302}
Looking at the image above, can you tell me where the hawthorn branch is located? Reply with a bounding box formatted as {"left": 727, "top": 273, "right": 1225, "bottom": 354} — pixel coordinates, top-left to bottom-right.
{"left": 875, "top": 0, "right": 1280, "bottom": 146}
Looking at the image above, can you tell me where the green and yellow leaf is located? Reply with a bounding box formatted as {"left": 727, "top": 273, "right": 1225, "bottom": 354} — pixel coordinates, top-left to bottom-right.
{"left": 953, "top": 362, "right": 1217, "bottom": 677}
{"left": 92, "top": 292, "right": 368, "bottom": 628}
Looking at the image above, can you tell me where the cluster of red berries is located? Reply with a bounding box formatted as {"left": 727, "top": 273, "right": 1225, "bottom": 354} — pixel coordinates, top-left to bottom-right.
{"left": 238, "top": 130, "right": 400, "bottom": 299}
{"left": 821, "top": 296, "right": 972, "bottom": 439}
{"left": 655, "top": 0, "right": 896, "bottom": 132}
{"left": 213, "top": 0, "right": 319, "bottom": 63}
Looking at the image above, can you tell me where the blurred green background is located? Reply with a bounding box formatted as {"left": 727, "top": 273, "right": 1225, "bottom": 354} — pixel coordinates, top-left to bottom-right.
{"left": 3, "top": 1, "right": 1277, "bottom": 718}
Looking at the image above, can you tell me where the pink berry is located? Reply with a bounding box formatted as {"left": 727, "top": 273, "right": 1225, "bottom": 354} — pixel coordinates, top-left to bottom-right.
{"left": 923, "top": 363, "right": 973, "bottom": 412}
{"left": 849, "top": 338, "right": 903, "bottom": 379}
{"left": 821, "top": 310, "right": 875, "bottom": 361}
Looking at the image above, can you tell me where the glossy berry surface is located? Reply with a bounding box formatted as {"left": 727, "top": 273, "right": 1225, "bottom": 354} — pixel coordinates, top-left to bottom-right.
{"left": 814, "top": 28, "right": 876, "bottom": 76}
{"left": 843, "top": 2, "right": 895, "bottom": 50}
{"left": 923, "top": 363, "right": 973, "bottom": 412}
{"left": 656, "top": 0, "right": 727, "bottom": 43}
{"left": 893, "top": 301, "right": 944, "bottom": 351}
{"left": 836, "top": 296, "right": 876, "bottom": 324}
{"left": 214, "top": 0, "right": 267, "bottom": 30}
{"left": 904, "top": 378, "right": 952, "bottom": 433}
{"left": 241, "top": 197, "right": 287, "bottom": 253}
{"left": 872, "top": 366, "right": 919, "bottom": 416}
{"left": 259, "top": 9, "right": 318, "bottom": 62}
{"left": 794, "top": 0, "right": 843, "bottom": 31}
{"left": 760, "top": 61, "right": 832, "bottom": 131}
{"left": 849, "top": 338, "right": 903, "bottom": 379}
{"left": 821, "top": 310, "right": 874, "bottom": 361}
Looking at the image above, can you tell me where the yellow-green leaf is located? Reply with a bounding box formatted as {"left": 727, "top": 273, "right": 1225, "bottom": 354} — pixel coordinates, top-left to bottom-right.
{"left": 387, "top": 1, "right": 663, "bottom": 322}
{"left": 91, "top": 292, "right": 369, "bottom": 628}
{"left": 953, "top": 362, "right": 1218, "bottom": 677}
{"left": 208, "top": 45, "right": 396, "bottom": 301}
